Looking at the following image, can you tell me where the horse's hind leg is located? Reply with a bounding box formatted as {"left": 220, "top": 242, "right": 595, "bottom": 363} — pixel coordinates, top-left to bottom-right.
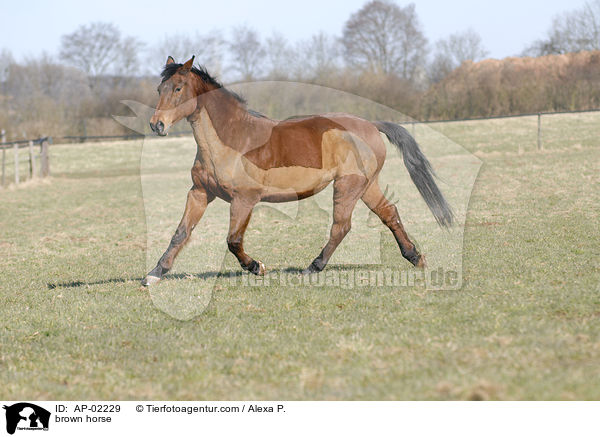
{"left": 227, "top": 197, "right": 266, "bottom": 276}
{"left": 142, "top": 185, "right": 214, "bottom": 286}
{"left": 361, "top": 180, "right": 426, "bottom": 268}
{"left": 303, "top": 174, "right": 367, "bottom": 274}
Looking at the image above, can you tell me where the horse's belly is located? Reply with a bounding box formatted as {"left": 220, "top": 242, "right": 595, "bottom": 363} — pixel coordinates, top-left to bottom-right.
{"left": 195, "top": 149, "right": 335, "bottom": 202}
{"left": 258, "top": 166, "right": 335, "bottom": 202}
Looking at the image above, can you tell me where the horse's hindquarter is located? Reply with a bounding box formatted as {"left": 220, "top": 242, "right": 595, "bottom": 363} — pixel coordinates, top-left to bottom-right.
{"left": 191, "top": 110, "right": 384, "bottom": 202}
{"left": 322, "top": 113, "right": 386, "bottom": 173}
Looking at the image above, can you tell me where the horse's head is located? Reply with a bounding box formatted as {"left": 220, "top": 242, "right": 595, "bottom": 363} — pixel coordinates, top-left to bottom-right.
{"left": 150, "top": 56, "right": 199, "bottom": 136}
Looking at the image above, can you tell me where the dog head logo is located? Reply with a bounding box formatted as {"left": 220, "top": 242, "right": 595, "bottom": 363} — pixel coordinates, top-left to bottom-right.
{"left": 3, "top": 403, "right": 50, "bottom": 435}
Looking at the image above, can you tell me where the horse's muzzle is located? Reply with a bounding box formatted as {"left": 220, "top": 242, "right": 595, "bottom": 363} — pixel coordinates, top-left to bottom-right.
{"left": 150, "top": 120, "right": 167, "bottom": 136}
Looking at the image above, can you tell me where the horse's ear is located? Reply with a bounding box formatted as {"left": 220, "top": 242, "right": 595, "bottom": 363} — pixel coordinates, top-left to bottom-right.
{"left": 166, "top": 56, "right": 175, "bottom": 65}
{"left": 181, "top": 56, "right": 195, "bottom": 73}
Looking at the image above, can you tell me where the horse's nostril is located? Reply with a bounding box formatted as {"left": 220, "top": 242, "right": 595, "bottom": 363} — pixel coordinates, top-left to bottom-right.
{"left": 150, "top": 121, "right": 164, "bottom": 134}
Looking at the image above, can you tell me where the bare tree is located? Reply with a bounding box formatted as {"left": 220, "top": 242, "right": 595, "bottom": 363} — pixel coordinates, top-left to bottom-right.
{"left": 523, "top": 0, "right": 600, "bottom": 56}
{"left": 2, "top": 54, "right": 93, "bottom": 138}
{"left": 59, "top": 22, "right": 122, "bottom": 77}
{"left": 0, "top": 48, "right": 14, "bottom": 82}
{"left": 297, "top": 32, "right": 341, "bottom": 81}
{"left": 151, "top": 33, "right": 194, "bottom": 68}
{"left": 229, "top": 25, "right": 266, "bottom": 81}
{"left": 430, "top": 29, "right": 488, "bottom": 82}
{"left": 0, "top": 48, "right": 14, "bottom": 96}
{"left": 16, "top": 54, "right": 91, "bottom": 104}
{"left": 149, "top": 31, "right": 226, "bottom": 76}
{"left": 342, "top": 0, "right": 428, "bottom": 80}
{"left": 265, "top": 32, "right": 294, "bottom": 79}
{"left": 523, "top": 29, "right": 564, "bottom": 57}
{"left": 118, "top": 36, "right": 145, "bottom": 77}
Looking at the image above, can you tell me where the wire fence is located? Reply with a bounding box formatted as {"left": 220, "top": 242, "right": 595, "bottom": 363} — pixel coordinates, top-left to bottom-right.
{"left": 1, "top": 108, "right": 598, "bottom": 188}
{"left": 404, "top": 108, "right": 600, "bottom": 150}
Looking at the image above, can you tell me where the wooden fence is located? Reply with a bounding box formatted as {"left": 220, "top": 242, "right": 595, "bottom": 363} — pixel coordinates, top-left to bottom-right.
{"left": 58, "top": 130, "right": 192, "bottom": 143}
{"left": 0, "top": 129, "right": 190, "bottom": 187}
{"left": 0, "top": 130, "right": 51, "bottom": 187}
{"left": 0, "top": 108, "right": 597, "bottom": 188}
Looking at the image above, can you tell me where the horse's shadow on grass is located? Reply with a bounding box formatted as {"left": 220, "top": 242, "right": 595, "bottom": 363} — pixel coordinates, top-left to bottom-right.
{"left": 47, "top": 267, "right": 313, "bottom": 290}
{"left": 46, "top": 265, "right": 364, "bottom": 290}
{"left": 47, "top": 270, "right": 235, "bottom": 290}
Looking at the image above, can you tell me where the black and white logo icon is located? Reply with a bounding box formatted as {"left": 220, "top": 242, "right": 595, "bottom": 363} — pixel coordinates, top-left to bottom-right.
{"left": 3, "top": 403, "right": 50, "bottom": 435}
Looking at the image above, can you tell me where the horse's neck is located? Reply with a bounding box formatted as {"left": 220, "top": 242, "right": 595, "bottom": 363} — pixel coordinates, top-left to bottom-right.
{"left": 190, "top": 92, "right": 274, "bottom": 159}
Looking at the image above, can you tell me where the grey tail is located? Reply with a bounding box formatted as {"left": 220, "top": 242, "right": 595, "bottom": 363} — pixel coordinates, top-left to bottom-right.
{"left": 375, "top": 121, "right": 454, "bottom": 228}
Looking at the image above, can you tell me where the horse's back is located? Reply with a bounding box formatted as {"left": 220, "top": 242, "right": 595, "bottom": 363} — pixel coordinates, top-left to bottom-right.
{"left": 243, "top": 112, "right": 385, "bottom": 172}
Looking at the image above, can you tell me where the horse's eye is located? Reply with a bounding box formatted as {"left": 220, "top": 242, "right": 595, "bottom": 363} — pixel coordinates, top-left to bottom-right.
{"left": 175, "top": 87, "right": 182, "bottom": 92}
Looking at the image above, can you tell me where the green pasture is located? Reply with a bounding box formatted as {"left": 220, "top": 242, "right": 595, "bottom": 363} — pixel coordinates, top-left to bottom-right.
{"left": 0, "top": 112, "right": 598, "bottom": 400}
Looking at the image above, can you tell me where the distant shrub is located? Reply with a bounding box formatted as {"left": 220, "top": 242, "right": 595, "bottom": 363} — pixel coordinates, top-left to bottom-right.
{"left": 420, "top": 51, "right": 600, "bottom": 120}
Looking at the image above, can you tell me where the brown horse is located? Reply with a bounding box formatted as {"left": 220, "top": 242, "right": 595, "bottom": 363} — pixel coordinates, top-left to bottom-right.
{"left": 142, "top": 56, "right": 453, "bottom": 286}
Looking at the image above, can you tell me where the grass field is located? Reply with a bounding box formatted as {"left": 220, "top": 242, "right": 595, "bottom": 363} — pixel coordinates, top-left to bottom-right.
{"left": 0, "top": 112, "right": 598, "bottom": 400}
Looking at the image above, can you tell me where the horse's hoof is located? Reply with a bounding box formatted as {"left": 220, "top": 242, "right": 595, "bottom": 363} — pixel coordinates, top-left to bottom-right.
{"left": 141, "top": 275, "right": 161, "bottom": 286}
{"left": 257, "top": 261, "right": 266, "bottom": 276}
{"left": 301, "top": 263, "right": 321, "bottom": 275}
{"left": 248, "top": 260, "right": 266, "bottom": 276}
{"left": 416, "top": 254, "right": 427, "bottom": 269}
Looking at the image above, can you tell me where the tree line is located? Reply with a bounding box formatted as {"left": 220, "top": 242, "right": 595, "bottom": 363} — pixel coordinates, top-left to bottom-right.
{"left": 1, "top": 0, "right": 599, "bottom": 141}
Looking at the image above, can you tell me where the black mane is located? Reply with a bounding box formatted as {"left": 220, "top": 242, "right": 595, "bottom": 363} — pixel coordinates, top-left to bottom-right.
{"left": 160, "top": 63, "right": 247, "bottom": 105}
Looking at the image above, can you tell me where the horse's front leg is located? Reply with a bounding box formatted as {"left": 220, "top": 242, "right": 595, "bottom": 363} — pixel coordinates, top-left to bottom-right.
{"left": 227, "top": 197, "right": 265, "bottom": 276}
{"left": 142, "top": 185, "right": 214, "bottom": 286}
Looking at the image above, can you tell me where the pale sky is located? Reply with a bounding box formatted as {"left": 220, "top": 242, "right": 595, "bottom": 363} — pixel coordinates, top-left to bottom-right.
{"left": 0, "top": 0, "right": 587, "bottom": 61}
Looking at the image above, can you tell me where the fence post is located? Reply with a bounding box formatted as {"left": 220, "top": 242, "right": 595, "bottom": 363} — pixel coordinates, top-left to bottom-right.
{"left": 1, "top": 128, "right": 7, "bottom": 187}
{"left": 1, "top": 129, "right": 5, "bottom": 187}
{"left": 13, "top": 143, "right": 19, "bottom": 185}
{"left": 537, "top": 113, "right": 542, "bottom": 150}
{"left": 1, "top": 147, "right": 5, "bottom": 187}
{"left": 29, "top": 140, "right": 36, "bottom": 179}
{"left": 411, "top": 121, "right": 416, "bottom": 138}
{"left": 40, "top": 138, "right": 50, "bottom": 177}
